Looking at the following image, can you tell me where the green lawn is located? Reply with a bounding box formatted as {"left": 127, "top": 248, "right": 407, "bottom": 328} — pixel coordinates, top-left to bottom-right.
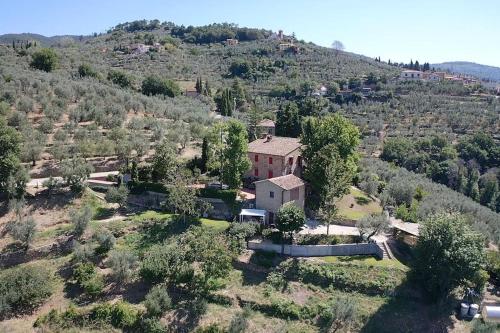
{"left": 199, "top": 218, "right": 230, "bottom": 231}
{"left": 321, "top": 255, "right": 408, "bottom": 270}
{"left": 336, "top": 187, "right": 382, "bottom": 221}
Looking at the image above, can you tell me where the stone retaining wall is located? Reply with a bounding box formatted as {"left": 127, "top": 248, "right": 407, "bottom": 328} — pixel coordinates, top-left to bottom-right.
{"left": 248, "top": 240, "right": 383, "bottom": 259}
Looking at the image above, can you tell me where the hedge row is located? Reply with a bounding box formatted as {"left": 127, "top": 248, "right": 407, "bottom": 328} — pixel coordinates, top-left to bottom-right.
{"left": 198, "top": 188, "right": 237, "bottom": 204}
{"left": 128, "top": 181, "right": 169, "bottom": 195}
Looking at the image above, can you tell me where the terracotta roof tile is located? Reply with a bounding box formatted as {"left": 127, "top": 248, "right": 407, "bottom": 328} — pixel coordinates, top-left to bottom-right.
{"left": 248, "top": 136, "right": 301, "bottom": 156}
{"left": 256, "top": 174, "right": 305, "bottom": 190}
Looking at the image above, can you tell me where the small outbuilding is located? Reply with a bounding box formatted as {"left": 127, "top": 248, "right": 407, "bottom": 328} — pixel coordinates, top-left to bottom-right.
{"left": 254, "top": 174, "right": 306, "bottom": 224}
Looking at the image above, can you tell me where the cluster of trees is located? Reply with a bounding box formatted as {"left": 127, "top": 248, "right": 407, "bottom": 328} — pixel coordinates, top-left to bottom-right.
{"left": 214, "top": 79, "right": 247, "bottom": 116}
{"left": 170, "top": 23, "right": 271, "bottom": 44}
{"left": 359, "top": 158, "right": 500, "bottom": 243}
{"left": 381, "top": 133, "right": 500, "bottom": 212}
{"left": 275, "top": 98, "right": 329, "bottom": 137}
{"left": 141, "top": 76, "right": 181, "bottom": 97}
{"left": 111, "top": 19, "right": 161, "bottom": 33}
{"left": 200, "top": 119, "right": 251, "bottom": 189}
{"left": 400, "top": 60, "right": 431, "bottom": 72}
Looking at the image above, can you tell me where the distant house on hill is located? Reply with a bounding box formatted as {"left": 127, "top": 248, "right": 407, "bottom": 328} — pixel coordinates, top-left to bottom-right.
{"left": 422, "top": 72, "right": 442, "bottom": 81}
{"left": 129, "top": 43, "right": 150, "bottom": 54}
{"left": 400, "top": 70, "right": 424, "bottom": 80}
{"left": 247, "top": 135, "right": 303, "bottom": 180}
{"left": 184, "top": 88, "right": 199, "bottom": 97}
{"left": 225, "top": 38, "right": 239, "bottom": 46}
{"left": 257, "top": 119, "right": 275, "bottom": 136}
{"left": 254, "top": 174, "right": 306, "bottom": 223}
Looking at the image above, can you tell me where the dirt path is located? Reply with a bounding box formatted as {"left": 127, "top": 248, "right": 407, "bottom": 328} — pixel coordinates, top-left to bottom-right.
{"left": 27, "top": 171, "right": 120, "bottom": 187}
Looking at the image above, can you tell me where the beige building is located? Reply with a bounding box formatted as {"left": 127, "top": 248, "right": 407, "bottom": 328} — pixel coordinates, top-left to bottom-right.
{"left": 400, "top": 70, "right": 423, "bottom": 80}
{"left": 257, "top": 119, "right": 276, "bottom": 136}
{"left": 247, "top": 136, "right": 302, "bottom": 180}
{"left": 254, "top": 174, "right": 306, "bottom": 223}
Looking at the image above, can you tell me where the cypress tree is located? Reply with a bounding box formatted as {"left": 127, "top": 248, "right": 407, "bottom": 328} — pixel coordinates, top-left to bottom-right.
{"left": 200, "top": 137, "right": 209, "bottom": 173}
{"left": 195, "top": 76, "right": 202, "bottom": 94}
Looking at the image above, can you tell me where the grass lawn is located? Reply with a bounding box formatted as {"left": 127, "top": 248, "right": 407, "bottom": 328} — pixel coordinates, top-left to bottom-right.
{"left": 321, "top": 255, "right": 408, "bottom": 270}
{"left": 336, "top": 187, "right": 382, "bottom": 221}
{"left": 199, "top": 218, "right": 230, "bottom": 231}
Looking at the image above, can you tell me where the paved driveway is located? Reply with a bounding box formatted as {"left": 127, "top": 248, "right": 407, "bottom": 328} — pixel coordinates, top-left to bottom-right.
{"left": 299, "top": 219, "right": 360, "bottom": 236}
{"left": 299, "top": 219, "right": 389, "bottom": 242}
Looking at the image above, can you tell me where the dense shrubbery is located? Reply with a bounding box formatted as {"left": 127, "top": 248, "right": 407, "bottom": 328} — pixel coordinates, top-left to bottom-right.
{"left": 170, "top": 23, "right": 270, "bottom": 44}
{"left": 142, "top": 76, "right": 181, "bottom": 97}
{"left": 141, "top": 226, "right": 233, "bottom": 293}
{"left": 0, "top": 265, "right": 53, "bottom": 318}
{"left": 72, "top": 262, "right": 104, "bottom": 297}
{"left": 35, "top": 301, "right": 142, "bottom": 331}
{"left": 269, "top": 259, "right": 405, "bottom": 296}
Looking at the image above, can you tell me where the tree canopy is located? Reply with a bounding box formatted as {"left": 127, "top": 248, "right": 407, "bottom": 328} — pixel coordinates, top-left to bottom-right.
{"left": 413, "top": 213, "right": 486, "bottom": 302}
{"left": 30, "top": 48, "right": 58, "bottom": 72}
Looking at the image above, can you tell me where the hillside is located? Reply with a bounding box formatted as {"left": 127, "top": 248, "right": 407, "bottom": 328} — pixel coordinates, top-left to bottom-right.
{"left": 0, "top": 20, "right": 499, "bottom": 333}
{"left": 432, "top": 61, "right": 500, "bottom": 82}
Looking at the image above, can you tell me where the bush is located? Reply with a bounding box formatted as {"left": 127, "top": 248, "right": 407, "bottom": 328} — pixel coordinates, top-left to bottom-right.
{"left": 140, "top": 317, "right": 168, "bottom": 333}
{"left": 93, "top": 229, "right": 116, "bottom": 254}
{"left": 199, "top": 188, "right": 237, "bottom": 204}
{"left": 250, "top": 250, "right": 277, "bottom": 268}
{"left": 486, "top": 251, "right": 500, "bottom": 281}
{"left": 141, "top": 76, "right": 181, "bottom": 97}
{"left": 107, "top": 250, "right": 138, "bottom": 283}
{"left": 105, "top": 185, "right": 129, "bottom": 208}
{"left": 78, "top": 64, "right": 99, "bottom": 78}
{"left": 72, "top": 262, "right": 104, "bottom": 297}
{"left": 227, "top": 222, "right": 258, "bottom": 253}
{"left": 471, "top": 320, "right": 499, "bottom": 333}
{"left": 107, "top": 70, "right": 131, "bottom": 88}
{"left": 0, "top": 265, "right": 53, "bottom": 318}
{"left": 128, "top": 181, "right": 168, "bottom": 194}
{"left": 144, "top": 285, "right": 172, "bottom": 317}
{"left": 110, "top": 301, "right": 139, "bottom": 328}
{"left": 262, "top": 229, "right": 288, "bottom": 244}
{"left": 30, "top": 48, "right": 58, "bottom": 72}
{"left": 71, "top": 205, "right": 93, "bottom": 237}
{"left": 36, "top": 301, "right": 140, "bottom": 331}
{"left": 72, "top": 241, "right": 94, "bottom": 263}
{"left": 7, "top": 216, "right": 36, "bottom": 248}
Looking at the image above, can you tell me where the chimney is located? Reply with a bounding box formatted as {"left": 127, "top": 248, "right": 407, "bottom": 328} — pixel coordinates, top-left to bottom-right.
{"left": 265, "top": 134, "right": 273, "bottom": 142}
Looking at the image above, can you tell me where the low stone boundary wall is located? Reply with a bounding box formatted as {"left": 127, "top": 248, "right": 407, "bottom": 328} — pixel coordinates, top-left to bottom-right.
{"left": 248, "top": 240, "right": 383, "bottom": 259}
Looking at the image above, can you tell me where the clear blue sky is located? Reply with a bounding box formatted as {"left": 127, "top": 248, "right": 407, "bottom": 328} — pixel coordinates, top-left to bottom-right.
{"left": 1, "top": 0, "right": 499, "bottom": 67}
